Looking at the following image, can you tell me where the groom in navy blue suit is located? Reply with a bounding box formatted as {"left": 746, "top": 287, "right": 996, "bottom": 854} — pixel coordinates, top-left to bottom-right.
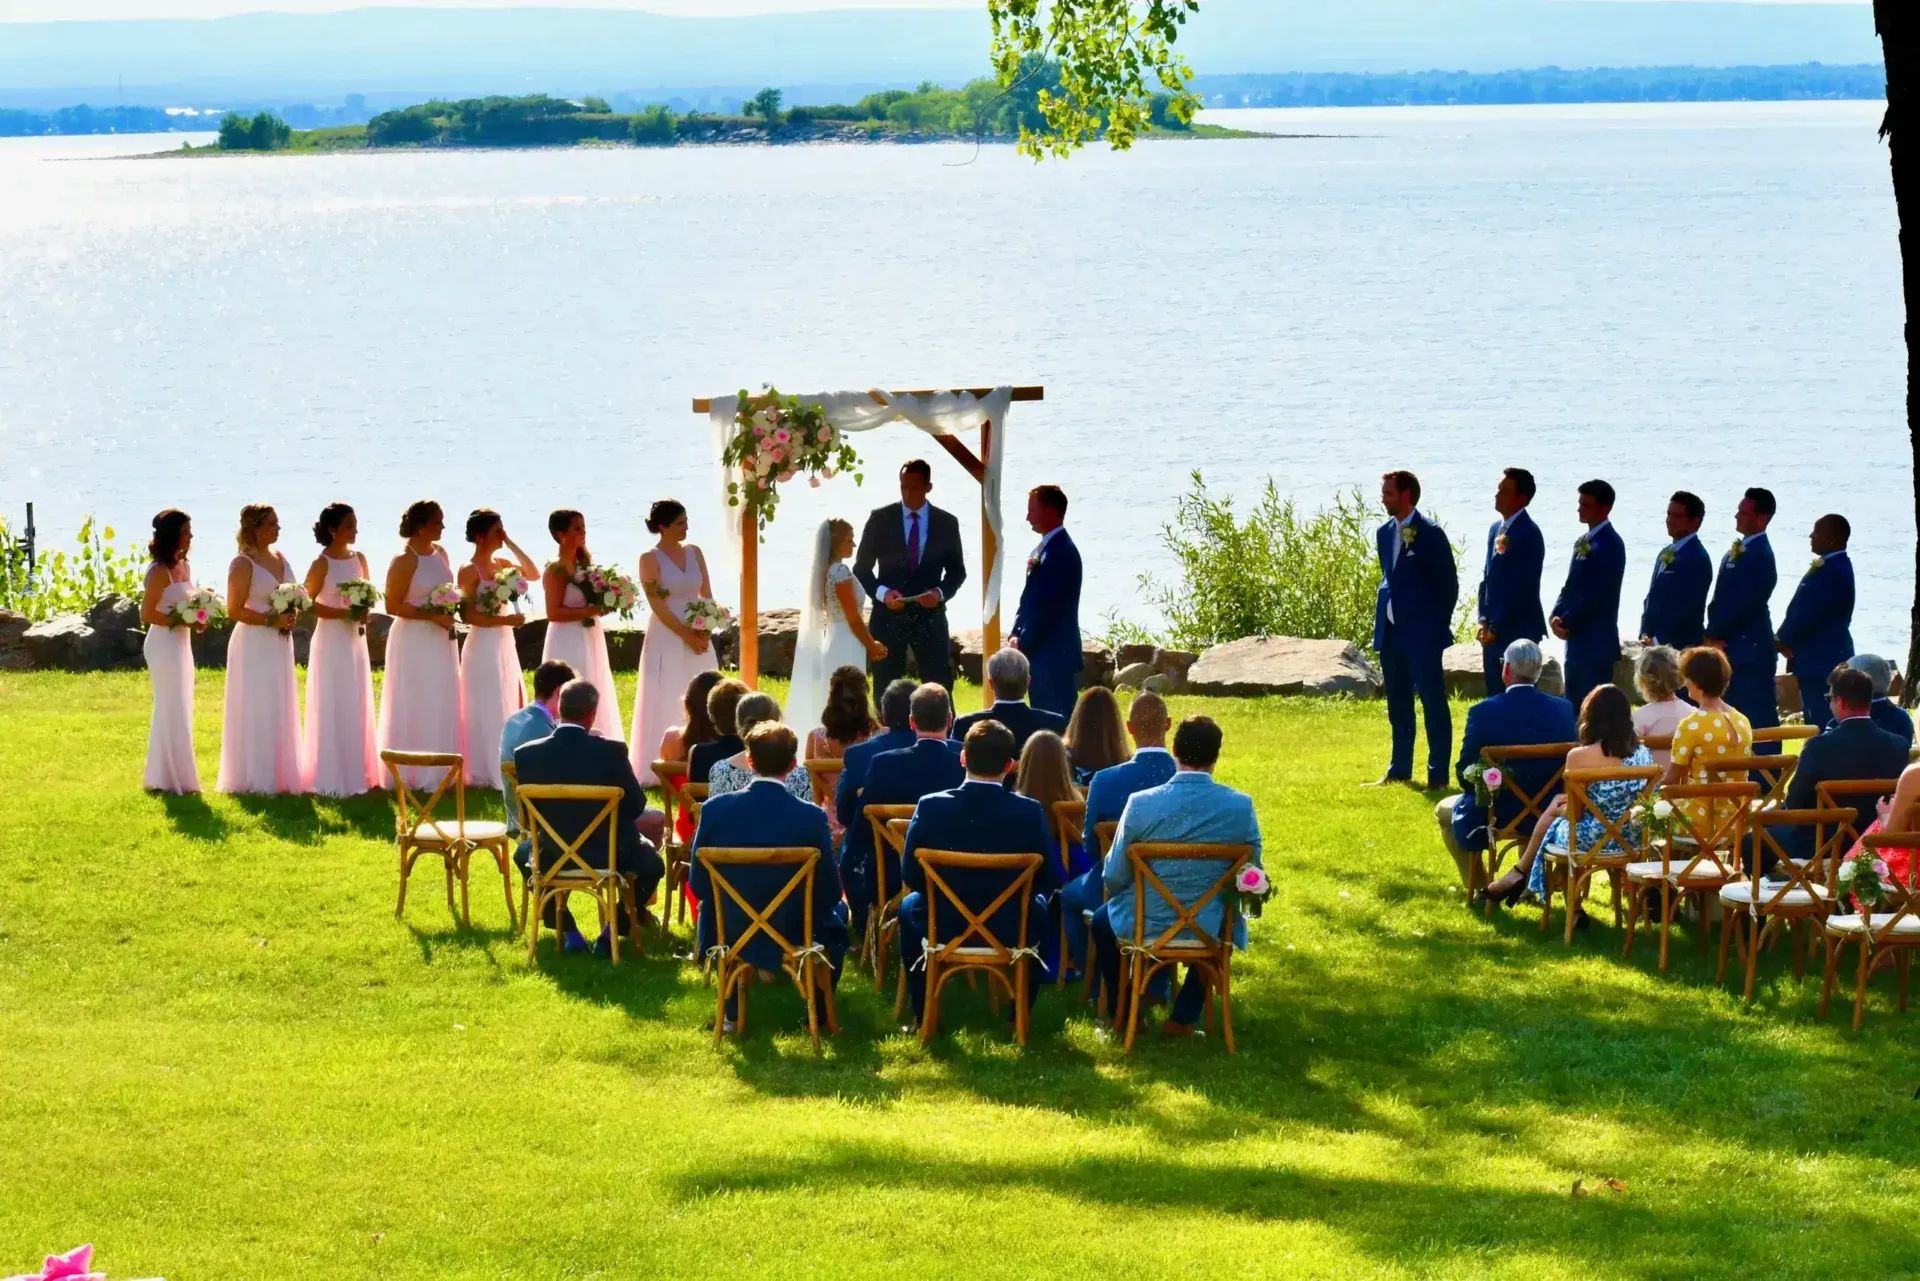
{"left": 1706, "top": 487, "right": 1782, "bottom": 750}
{"left": 1475, "top": 467, "right": 1547, "bottom": 696}
{"left": 1638, "top": 490, "right": 1712, "bottom": 650}
{"left": 1550, "top": 479, "right": 1626, "bottom": 714}
{"left": 1008, "top": 484, "right": 1083, "bottom": 719}
{"left": 1372, "top": 470, "right": 1458, "bottom": 789}
{"left": 1776, "top": 513, "right": 1857, "bottom": 728}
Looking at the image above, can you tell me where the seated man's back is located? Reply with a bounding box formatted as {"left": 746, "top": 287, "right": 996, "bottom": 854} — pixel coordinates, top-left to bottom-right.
{"left": 515, "top": 724, "right": 646, "bottom": 865}
{"left": 693, "top": 762, "right": 844, "bottom": 974}
{"left": 1782, "top": 682, "right": 1910, "bottom": 861}
{"left": 905, "top": 779, "right": 1058, "bottom": 939}
{"left": 1104, "top": 770, "right": 1262, "bottom": 946}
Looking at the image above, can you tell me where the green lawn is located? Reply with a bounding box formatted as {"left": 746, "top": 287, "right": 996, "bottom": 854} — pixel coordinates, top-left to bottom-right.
{"left": 0, "top": 672, "right": 1913, "bottom": 1279}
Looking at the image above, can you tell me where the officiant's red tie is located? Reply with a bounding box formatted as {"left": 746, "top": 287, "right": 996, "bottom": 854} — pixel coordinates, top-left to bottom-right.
{"left": 908, "top": 510, "right": 921, "bottom": 574}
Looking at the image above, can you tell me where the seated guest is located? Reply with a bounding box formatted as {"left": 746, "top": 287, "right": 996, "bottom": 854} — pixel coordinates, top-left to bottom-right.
{"left": 656, "top": 668, "right": 723, "bottom": 849}
{"left": 1016, "top": 729, "right": 1084, "bottom": 883}
{"left": 706, "top": 692, "right": 811, "bottom": 800}
{"left": 500, "top": 659, "right": 575, "bottom": 836}
{"left": 691, "top": 722, "right": 849, "bottom": 1006}
{"left": 1661, "top": 646, "right": 1752, "bottom": 840}
{"left": 1775, "top": 666, "right": 1910, "bottom": 868}
{"left": 1438, "top": 639, "right": 1578, "bottom": 892}
{"left": 687, "top": 676, "right": 750, "bottom": 785}
{"left": 1630, "top": 645, "right": 1687, "bottom": 769}
{"left": 1480, "top": 685, "right": 1651, "bottom": 919}
{"left": 897, "top": 720, "right": 1057, "bottom": 1028}
{"left": 1823, "top": 654, "right": 1915, "bottom": 747}
{"left": 953, "top": 648, "right": 1067, "bottom": 757}
{"left": 513, "top": 679, "right": 667, "bottom": 954}
{"left": 834, "top": 677, "right": 918, "bottom": 832}
{"left": 1064, "top": 686, "right": 1130, "bottom": 786}
{"left": 842, "top": 683, "right": 965, "bottom": 939}
{"left": 1093, "top": 714, "right": 1262, "bottom": 1037}
{"left": 807, "top": 665, "right": 876, "bottom": 826}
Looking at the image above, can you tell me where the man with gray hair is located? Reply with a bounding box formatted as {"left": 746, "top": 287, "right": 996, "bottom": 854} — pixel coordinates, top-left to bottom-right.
{"left": 952, "top": 647, "right": 1066, "bottom": 757}
{"left": 1439, "top": 638, "right": 1577, "bottom": 892}
{"left": 1821, "top": 653, "right": 1915, "bottom": 747}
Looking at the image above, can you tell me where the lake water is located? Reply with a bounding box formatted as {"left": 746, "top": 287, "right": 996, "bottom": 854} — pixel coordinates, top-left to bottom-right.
{"left": 0, "top": 102, "right": 1905, "bottom": 656}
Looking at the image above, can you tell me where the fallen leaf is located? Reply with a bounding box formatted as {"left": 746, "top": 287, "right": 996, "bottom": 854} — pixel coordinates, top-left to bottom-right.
{"left": 1606, "top": 1178, "right": 1629, "bottom": 1193}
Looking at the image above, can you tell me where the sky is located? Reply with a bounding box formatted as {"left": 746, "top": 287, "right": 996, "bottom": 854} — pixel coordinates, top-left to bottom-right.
{"left": 0, "top": 0, "right": 1873, "bottom": 22}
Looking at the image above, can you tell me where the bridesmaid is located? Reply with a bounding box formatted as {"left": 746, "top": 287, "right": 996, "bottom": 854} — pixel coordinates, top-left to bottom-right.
{"left": 301, "top": 502, "right": 381, "bottom": 797}
{"left": 218, "top": 503, "right": 304, "bottom": 794}
{"left": 458, "top": 508, "right": 536, "bottom": 789}
{"left": 378, "top": 500, "right": 463, "bottom": 789}
{"left": 540, "top": 508, "right": 622, "bottom": 739}
{"left": 139, "top": 508, "right": 202, "bottom": 793}
{"left": 628, "top": 499, "right": 718, "bottom": 783}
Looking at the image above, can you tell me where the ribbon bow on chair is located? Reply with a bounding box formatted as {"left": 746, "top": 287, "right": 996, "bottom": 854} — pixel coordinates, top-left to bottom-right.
{"left": 5, "top": 1244, "right": 109, "bottom": 1281}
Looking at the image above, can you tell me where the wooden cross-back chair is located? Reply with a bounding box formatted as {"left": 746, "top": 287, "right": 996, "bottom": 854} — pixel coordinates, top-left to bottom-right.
{"left": 804, "top": 757, "right": 844, "bottom": 812}
{"left": 1819, "top": 830, "right": 1920, "bottom": 1032}
{"left": 1476, "top": 742, "right": 1576, "bottom": 910}
{"left": 700, "top": 846, "right": 839, "bottom": 1051}
{"left": 1706, "top": 754, "right": 1797, "bottom": 810}
{"left": 1051, "top": 800, "right": 1087, "bottom": 990}
{"left": 862, "top": 804, "right": 919, "bottom": 989}
{"left": 1720, "top": 808, "right": 1852, "bottom": 1001}
{"left": 915, "top": 849, "right": 1046, "bottom": 1045}
{"left": 1753, "top": 724, "right": 1818, "bottom": 747}
{"left": 1538, "top": 766, "right": 1660, "bottom": 944}
{"left": 651, "top": 758, "right": 696, "bottom": 931}
{"left": 1078, "top": 818, "right": 1121, "bottom": 1007}
{"left": 518, "top": 784, "right": 641, "bottom": 964}
{"left": 1814, "top": 779, "right": 1903, "bottom": 848}
{"left": 1117, "top": 842, "right": 1255, "bottom": 1054}
{"left": 382, "top": 749, "right": 514, "bottom": 928}
{"left": 1623, "top": 781, "right": 1757, "bottom": 971}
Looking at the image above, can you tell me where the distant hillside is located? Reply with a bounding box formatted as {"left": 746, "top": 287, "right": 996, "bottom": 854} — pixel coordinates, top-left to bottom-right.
{"left": 1195, "top": 63, "right": 1887, "bottom": 109}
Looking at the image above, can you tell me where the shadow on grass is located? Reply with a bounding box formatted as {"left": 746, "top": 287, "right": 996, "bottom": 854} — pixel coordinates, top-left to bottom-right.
{"left": 231, "top": 792, "right": 394, "bottom": 845}
{"left": 157, "top": 790, "right": 230, "bottom": 842}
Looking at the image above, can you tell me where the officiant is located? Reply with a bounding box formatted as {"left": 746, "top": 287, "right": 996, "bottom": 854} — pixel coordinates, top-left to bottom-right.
{"left": 853, "top": 459, "right": 966, "bottom": 689}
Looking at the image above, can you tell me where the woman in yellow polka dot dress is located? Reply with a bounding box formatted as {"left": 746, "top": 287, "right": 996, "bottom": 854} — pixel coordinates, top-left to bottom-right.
{"left": 1661, "top": 646, "right": 1753, "bottom": 836}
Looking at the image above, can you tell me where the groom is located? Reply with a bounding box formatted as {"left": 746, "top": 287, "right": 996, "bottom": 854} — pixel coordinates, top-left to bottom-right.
{"left": 854, "top": 459, "right": 967, "bottom": 689}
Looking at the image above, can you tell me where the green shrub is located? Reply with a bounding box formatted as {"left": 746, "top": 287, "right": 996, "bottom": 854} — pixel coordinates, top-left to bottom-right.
{"left": 630, "top": 105, "right": 677, "bottom": 145}
{"left": 217, "top": 111, "right": 291, "bottom": 151}
{"left": 0, "top": 516, "right": 146, "bottom": 621}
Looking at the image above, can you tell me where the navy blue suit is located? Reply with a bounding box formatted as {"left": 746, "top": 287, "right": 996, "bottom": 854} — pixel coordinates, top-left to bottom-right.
{"left": 833, "top": 726, "right": 914, "bottom": 829}
{"left": 1449, "top": 683, "right": 1579, "bottom": 855}
{"left": 1010, "top": 527, "right": 1083, "bottom": 719}
{"left": 897, "top": 780, "right": 1056, "bottom": 1022}
{"left": 691, "top": 778, "right": 848, "bottom": 980}
{"left": 1774, "top": 716, "right": 1908, "bottom": 866}
{"left": 1550, "top": 521, "right": 1626, "bottom": 714}
{"left": 1777, "top": 551, "right": 1856, "bottom": 727}
{"left": 840, "top": 737, "right": 964, "bottom": 938}
{"left": 1707, "top": 533, "right": 1780, "bottom": 746}
{"left": 1476, "top": 508, "right": 1546, "bottom": 694}
{"left": 1373, "top": 513, "right": 1459, "bottom": 783}
{"left": 952, "top": 700, "right": 1067, "bottom": 759}
{"left": 512, "top": 723, "right": 665, "bottom": 932}
{"left": 1060, "top": 746, "right": 1179, "bottom": 980}
{"left": 1825, "top": 698, "right": 1915, "bottom": 749}
{"left": 1639, "top": 535, "right": 1712, "bottom": 650}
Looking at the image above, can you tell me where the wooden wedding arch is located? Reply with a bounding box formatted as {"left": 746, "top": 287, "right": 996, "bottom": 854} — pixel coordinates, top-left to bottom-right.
{"left": 691, "top": 385, "right": 1044, "bottom": 700}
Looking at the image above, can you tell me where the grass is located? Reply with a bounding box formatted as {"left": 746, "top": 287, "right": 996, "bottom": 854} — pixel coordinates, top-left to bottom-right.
{"left": 0, "top": 671, "right": 1914, "bottom": 1278}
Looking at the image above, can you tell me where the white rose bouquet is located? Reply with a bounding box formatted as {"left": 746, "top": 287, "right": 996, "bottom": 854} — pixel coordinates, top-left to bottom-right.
{"left": 337, "top": 578, "right": 380, "bottom": 620}
{"left": 421, "top": 582, "right": 465, "bottom": 617}
{"left": 573, "top": 564, "right": 639, "bottom": 627}
{"left": 265, "top": 582, "right": 313, "bottom": 621}
{"left": 683, "top": 597, "right": 735, "bottom": 633}
{"left": 474, "top": 566, "right": 528, "bottom": 617}
{"left": 170, "top": 585, "right": 226, "bottom": 629}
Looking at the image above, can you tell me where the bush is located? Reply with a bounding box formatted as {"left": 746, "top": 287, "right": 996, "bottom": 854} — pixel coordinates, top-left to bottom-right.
{"left": 217, "top": 111, "right": 291, "bottom": 151}
{"left": 0, "top": 516, "right": 145, "bottom": 621}
{"left": 785, "top": 106, "right": 814, "bottom": 127}
{"left": 630, "top": 104, "right": 676, "bottom": 145}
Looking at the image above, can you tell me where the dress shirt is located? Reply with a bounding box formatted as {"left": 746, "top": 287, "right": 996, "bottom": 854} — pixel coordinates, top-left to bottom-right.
{"left": 875, "top": 501, "right": 942, "bottom": 605}
{"left": 1386, "top": 509, "right": 1418, "bottom": 624}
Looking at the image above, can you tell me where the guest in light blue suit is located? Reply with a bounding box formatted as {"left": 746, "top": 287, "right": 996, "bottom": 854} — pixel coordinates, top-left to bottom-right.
{"left": 692, "top": 724, "right": 849, "bottom": 1008}
{"left": 1549, "top": 479, "right": 1626, "bottom": 714}
{"left": 834, "top": 677, "right": 917, "bottom": 830}
{"left": 1706, "top": 487, "right": 1781, "bottom": 751}
{"left": 1009, "top": 485, "right": 1083, "bottom": 719}
{"left": 1475, "top": 467, "right": 1546, "bottom": 696}
{"left": 841, "top": 683, "right": 963, "bottom": 940}
{"left": 1776, "top": 513, "right": 1856, "bottom": 728}
{"left": 499, "top": 660, "right": 575, "bottom": 837}
{"left": 1093, "top": 715, "right": 1263, "bottom": 1037}
{"left": 1638, "top": 490, "right": 1712, "bottom": 651}
{"left": 1821, "top": 654, "right": 1914, "bottom": 747}
{"left": 1372, "top": 469, "right": 1459, "bottom": 789}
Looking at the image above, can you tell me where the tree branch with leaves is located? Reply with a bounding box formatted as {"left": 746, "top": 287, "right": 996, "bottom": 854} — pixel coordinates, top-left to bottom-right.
{"left": 989, "top": 0, "right": 1201, "bottom": 159}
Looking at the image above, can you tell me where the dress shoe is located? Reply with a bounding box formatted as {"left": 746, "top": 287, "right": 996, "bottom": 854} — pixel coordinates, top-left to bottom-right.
{"left": 1160, "top": 1021, "right": 1199, "bottom": 1039}
{"left": 590, "top": 927, "right": 613, "bottom": 957}
{"left": 561, "top": 929, "right": 591, "bottom": 954}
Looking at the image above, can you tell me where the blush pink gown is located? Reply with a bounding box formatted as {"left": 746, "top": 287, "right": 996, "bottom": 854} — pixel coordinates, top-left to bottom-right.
{"left": 217, "top": 553, "right": 304, "bottom": 794}
{"left": 541, "top": 580, "right": 622, "bottom": 740}
{"left": 303, "top": 553, "right": 382, "bottom": 796}
{"left": 377, "top": 548, "right": 464, "bottom": 791}
{"left": 143, "top": 566, "right": 201, "bottom": 793}
{"left": 460, "top": 566, "right": 527, "bottom": 789}
{"left": 628, "top": 547, "right": 716, "bottom": 785}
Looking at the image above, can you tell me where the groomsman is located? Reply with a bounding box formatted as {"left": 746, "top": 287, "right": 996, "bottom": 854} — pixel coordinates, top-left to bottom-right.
{"left": 1776, "top": 513, "right": 1856, "bottom": 728}
{"left": 1706, "top": 487, "right": 1781, "bottom": 750}
{"left": 1008, "top": 484, "right": 1083, "bottom": 719}
{"left": 1371, "top": 470, "right": 1458, "bottom": 789}
{"left": 1638, "top": 490, "right": 1712, "bottom": 650}
{"left": 1549, "top": 480, "right": 1626, "bottom": 714}
{"left": 1475, "top": 467, "right": 1546, "bottom": 696}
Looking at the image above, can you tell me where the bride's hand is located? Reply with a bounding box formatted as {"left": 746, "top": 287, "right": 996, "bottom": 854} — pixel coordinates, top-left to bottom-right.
{"left": 866, "top": 638, "right": 888, "bottom": 661}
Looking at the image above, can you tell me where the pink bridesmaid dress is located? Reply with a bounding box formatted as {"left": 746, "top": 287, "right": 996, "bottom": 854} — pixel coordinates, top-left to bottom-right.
{"left": 460, "top": 571, "right": 527, "bottom": 789}
{"left": 628, "top": 547, "right": 716, "bottom": 785}
{"left": 143, "top": 563, "right": 201, "bottom": 793}
{"left": 378, "top": 548, "right": 464, "bottom": 789}
{"left": 217, "top": 553, "right": 305, "bottom": 794}
{"left": 302, "top": 552, "right": 382, "bottom": 796}
{"left": 541, "top": 578, "right": 622, "bottom": 740}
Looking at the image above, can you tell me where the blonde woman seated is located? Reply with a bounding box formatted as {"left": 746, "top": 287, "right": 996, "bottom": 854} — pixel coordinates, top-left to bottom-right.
{"left": 1630, "top": 645, "right": 1687, "bottom": 770}
{"left": 705, "top": 691, "right": 813, "bottom": 801}
{"left": 1660, "top": 646, "right": 1752, "bottom": 838}
{"left": 1480, "top": 685, "right": 1652, "bottom": 917}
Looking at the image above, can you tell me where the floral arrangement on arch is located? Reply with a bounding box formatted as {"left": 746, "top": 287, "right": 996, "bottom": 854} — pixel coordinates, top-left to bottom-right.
{"left": 723, "top": 387, "right": 864, "bottom": 529}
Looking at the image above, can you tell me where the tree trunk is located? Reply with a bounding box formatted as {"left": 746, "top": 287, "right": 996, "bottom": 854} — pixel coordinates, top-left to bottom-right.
{"left": 1886, "top": 1, "right": 1920, "bottom": 704}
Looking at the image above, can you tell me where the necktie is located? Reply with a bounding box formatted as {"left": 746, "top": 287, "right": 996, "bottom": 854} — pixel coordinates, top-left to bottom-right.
{"left": 907, "top": 510, "right": 921, "bottom": 574}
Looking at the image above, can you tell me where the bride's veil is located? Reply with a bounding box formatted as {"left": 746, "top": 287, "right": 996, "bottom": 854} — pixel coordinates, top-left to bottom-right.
{"left": 786, "top": 518, "right": 837, "bottom": 736}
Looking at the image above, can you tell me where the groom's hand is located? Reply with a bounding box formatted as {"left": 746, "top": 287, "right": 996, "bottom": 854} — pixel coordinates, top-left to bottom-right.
{"left": 913, "top": 590, "right": 941, "bottom": 609}
{"left": 883, "top": 590, "right": 908, "bottom": 611}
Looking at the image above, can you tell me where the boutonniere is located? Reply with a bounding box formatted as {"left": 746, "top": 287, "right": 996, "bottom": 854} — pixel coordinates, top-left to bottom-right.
{"left": 1493, "top": 534, "right": 1510, "bottom": 556}
{"left": 1805, "top": 556, "right": 1824, "bottom": 578}
{"left": 1026, "top": 552, "right": 1041, "bottom": 575}
{"left": 1728, "top": 539, "right": 1746, "bottom": 564}
{"left": 1657, "top": 547, "right": 1677, "bottom": 571}
{"left": 1574, "top": 536, "right": 1591, "bottom": 561}
{"left": 1400, "top": 524, "right": 1418, "bottom": 551}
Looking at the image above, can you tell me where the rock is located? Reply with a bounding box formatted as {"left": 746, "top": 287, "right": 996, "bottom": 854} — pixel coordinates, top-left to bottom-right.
{"left": 21, "top": 615, "right": 98, "bottom": 671}
{"left": 952, "top": 628, "right": 985, "bottom": 685}
{"left": 79, "top": 593, "right": 145, "bottom": 668}
{"left": 1116, "top": 643, "right": 1157, "bottom": 670}
{"left": 603, "top": 623, "right": 645, "bottom": 672}
{"left": 1187, "top": 637, "right": 1384, "bottom": 699}
{"left": 1115, "top": 661, "right": 1155, "bottom": 689}
{"left": 1777, "top": 673, "right": 1801, "bottom": 718}
{"left": 515, "top": 618, "right": 549, "bottom": 671}
{"left": 1611, "top": 642, "right": 1652, "bottom": 704}
{"left": 0, "top": 608, "right": 31, "bottom": 671}
{"left": 1152, "top": 648, "right": 1199, "bottom": 685}
{"left": 1442, "top": 644, "right": 1491, "bottom": 700}
{"left": 1081, "top": 643, "right": 1115, "bottom": 691}
{"left": 713, "top": 608, "right": 802, "bottom": 678}
{"left": 85, "top": 592, "right": 140, "bottom": 631}
{"left": 1536, "top": 658, "right": 1566, "bottom": 698}
{"left": 1142, "top": 673, "right": 1176, "bottom": 694}
{"left": 362, "top": 613, "right": 395, "bottom": 668}
{"left": 1891, "top": 666, "right": 1906, "bottom": 701}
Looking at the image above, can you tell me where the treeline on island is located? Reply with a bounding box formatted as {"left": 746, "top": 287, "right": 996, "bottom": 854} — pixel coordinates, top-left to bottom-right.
{"left": 1196, "top": 62, "right": 1886, "bottom": 109}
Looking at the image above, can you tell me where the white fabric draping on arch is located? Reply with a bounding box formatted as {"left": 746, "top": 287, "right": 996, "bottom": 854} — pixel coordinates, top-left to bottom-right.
{"left": 707, "top": 386, "right": 1015, "bottom": 626}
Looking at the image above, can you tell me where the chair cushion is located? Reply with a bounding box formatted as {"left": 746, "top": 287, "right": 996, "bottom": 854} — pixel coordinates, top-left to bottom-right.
{"left": 408, "top": 819, "right": 509, "bottom": 845}
{"left": 1719, "top": 881, "right": 1827, "bottom": 909}
{"left": 1823, "top": 912, "right": 1920, "bottom": 937}
{"left": 1623, "top": 860, "right": 1734, "bottom": 884}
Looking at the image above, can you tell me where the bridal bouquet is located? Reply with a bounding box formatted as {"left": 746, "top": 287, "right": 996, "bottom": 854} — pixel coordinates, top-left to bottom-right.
{"left": 683, "top": 598, "right": 735, "bottom": 633}
{"left": 421, "top": 582, "right": 465, "bottom": 617}
{"left": 265, "top": 582, "right": 312, "bottom": 621}
{"left": 336, "top": 578, "right": 380, "bottom": 620}
{"left": 474, "top": 567, "right": 528, "bottom": 617}
{"left": 169, "top": 586, "right": 225, "bottom": 628}
{"left": 1231, "top": 864, "right": 1274, "bottom": 919}
{"left": 574, "top": 564, "right": 639, "bottom": 627}
{"left": 722, "top": 386, "right": 864, "bottom": 528}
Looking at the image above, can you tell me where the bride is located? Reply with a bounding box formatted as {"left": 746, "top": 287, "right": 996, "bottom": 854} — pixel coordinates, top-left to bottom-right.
{"left": 787, "top": 518, "right": 887, "bottom": 738}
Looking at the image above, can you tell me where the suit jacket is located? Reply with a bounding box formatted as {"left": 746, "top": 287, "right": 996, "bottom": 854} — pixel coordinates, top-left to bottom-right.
{"left": 902, "top": 779, "right": 1057, "bottom": 946}
{"left": 1373, "top": 513, "right": 1459, "bottom": 654}
{"left": 1476, "top": 508, "right": 1547, "bottom": 647}
{"left": 1550, "top": 522, "right": 1626, "bottom": 667}
{"left": 1103, "top": 771, "right": 1263, "bottom": 948}
{"left": 1779, "top": 715, "right": 1910, "bottom": 860}
{"left": 1085, "top": 747, "right": 1179, "bottom": 830}
{"left": 691, "top": 779, "right": 844, "bottom": 972}
{"left": 852, "top": 501, "right": 965, "bottom": 609}
{"left": 1453, "top": 683, "right": 1579, "bottom": 838}
{"left": 952, "top": 700, "right": 1067, "bottom": 757}
{"left": 844, "top": 737, "right": 965, "bottom": 878}
{"left": 1706, "top": 533, "right": 1778, "bottom": 665}
{"left": 1825, "top": 699, "right": 1916, "bottom": 748}
{"left": 513, "top": 724, "right": 649, "bottom": 870}
{"left": 834, "top": 726, "right": 915, "bottom": 827}
{"left": 1011, "top": 527, "right": 1083, "bottom": 667}
{"left": 1639, "top": 535, "right": 1713, "bottom": 650}
{"left": 688, "top": 734, "right": 744, "bottom": 786}
{"left": 1776, "top": 552, "right": 1855, "bottom": 683}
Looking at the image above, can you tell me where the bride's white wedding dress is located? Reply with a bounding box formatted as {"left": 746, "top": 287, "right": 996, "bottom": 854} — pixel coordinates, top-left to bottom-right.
{"left": 788, "top": 531, "right": 870, "bottom": 738}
